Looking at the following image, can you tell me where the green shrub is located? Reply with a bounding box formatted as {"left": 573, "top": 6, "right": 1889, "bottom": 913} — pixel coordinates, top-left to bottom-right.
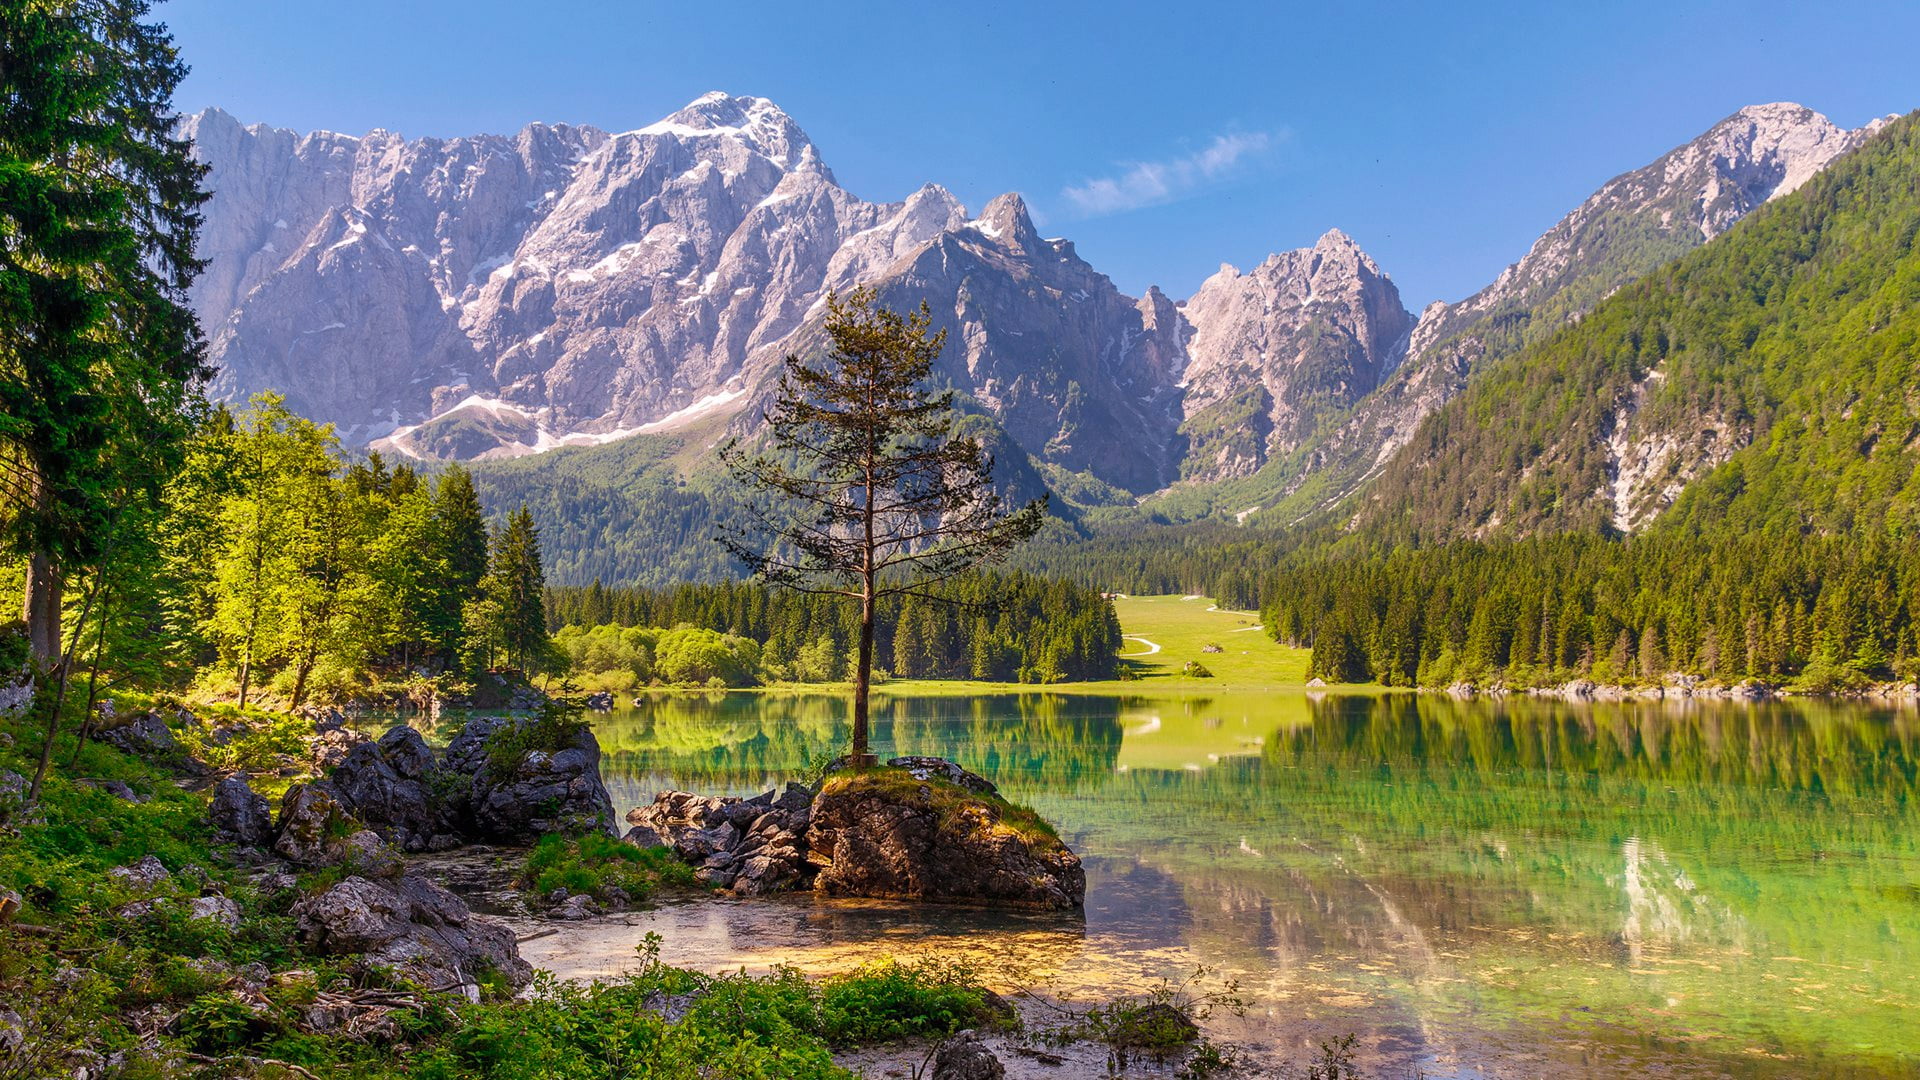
{"left": 523, "top": 832, "right": 693, "bottom": 902}
{"left": 818, "top": 959, "right": 1004, "bottom": 1046}
{"left": 486, "top": 700, "right": 591, "bottom": 780}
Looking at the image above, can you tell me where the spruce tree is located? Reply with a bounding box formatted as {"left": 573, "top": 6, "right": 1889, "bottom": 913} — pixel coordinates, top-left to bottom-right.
{"left": 488, "top": 506, "right": 549, "bottom": 674}
{"left": 720, "top": 289, "right": 1045, "bottom": 763}
{"left": 0, "top": 0, "right": 210, "bottom": 670}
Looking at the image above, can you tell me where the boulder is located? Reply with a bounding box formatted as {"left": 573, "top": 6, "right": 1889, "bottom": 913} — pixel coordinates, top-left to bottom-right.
{"left": 622, "top": 824, "right": 666, "bottom": 849}
{"left": 584, "top": 691, "right": 614, "bottom": 711}
{"left": 442, "top": 716, "right": 618, "bottom": 841}
{"left": 97, "top": 712, "right": 176, "bottom": 757}
{"left": 209, "top": 775, "right": 274, "bottom": 848}
{"left": 807, "top": 769, "right": 1083, "bottom": 910}
{"left": 293, "top": 874, "right": 530, "bottom": 999}
{"left": 328, "top": 726, "right": 447, "bottom": 851}
{"left": 0, "top": 769, "right": 25, "bottom": 823}
{"left": 189, "top": 895, "right": 243, "bottom": 930}
{"left": 932, "top": 1032, "right": 1005, "bottom": 1080}
{"left": 311, "top": 726, "right": 371, "bottom": 771}
{"left": 108, "top": 855, "right": 172, "bottom": 891}
{"left": 273, "top": 784, "right": 358, "bottom": 867}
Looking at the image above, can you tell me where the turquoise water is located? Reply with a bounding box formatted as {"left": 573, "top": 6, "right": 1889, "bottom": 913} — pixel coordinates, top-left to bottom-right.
{"left": 520, "top": 690, "right": 1918, "bottom": 1077}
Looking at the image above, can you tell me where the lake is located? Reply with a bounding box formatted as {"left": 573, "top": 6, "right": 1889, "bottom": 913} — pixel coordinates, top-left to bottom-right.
{"left": 517, "top": 690, "right": 1919, "bottom": 1077}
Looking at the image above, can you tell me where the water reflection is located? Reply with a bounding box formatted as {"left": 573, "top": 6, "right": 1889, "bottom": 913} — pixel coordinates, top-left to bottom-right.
{"left": 566, "top": 692, "right": 1920, "bottom": 1077}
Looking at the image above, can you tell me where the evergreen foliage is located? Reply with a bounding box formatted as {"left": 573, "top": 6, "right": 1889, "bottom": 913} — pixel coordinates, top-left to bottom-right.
{"left": 1262, "top": 533, "right": 1920, "bottom": 688}
{"left": 719, "top": 289, "right": 1045, "bottom": 756}
{"left": 548, "top": 571, "right": 1120, "bottom": 686}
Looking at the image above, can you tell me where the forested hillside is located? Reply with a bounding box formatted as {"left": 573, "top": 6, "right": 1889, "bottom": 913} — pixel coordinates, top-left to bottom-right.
{"left": 466, "top": 434, "right": 743, "bottom": 587}
{"left": 1264, "top": 533, "right": 1920, "bottom": 689}
{"left": 1350, "top": 111, "right": 1920, "bottom": 543}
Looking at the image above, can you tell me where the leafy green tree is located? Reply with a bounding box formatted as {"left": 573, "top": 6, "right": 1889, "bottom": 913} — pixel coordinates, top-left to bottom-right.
{"left": 719, "top": 290, "right": 1046, "bottom": 763}
{"left": 206, "top": 397, "right": 335, "bottom": 708}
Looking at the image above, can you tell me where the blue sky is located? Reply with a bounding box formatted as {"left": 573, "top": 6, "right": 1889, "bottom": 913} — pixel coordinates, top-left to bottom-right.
{"left": 164, "top": 0, "right": 1920, "bottom": 306}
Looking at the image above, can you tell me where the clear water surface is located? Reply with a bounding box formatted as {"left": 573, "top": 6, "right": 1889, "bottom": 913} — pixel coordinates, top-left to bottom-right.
{"left": 465, "top": 690, "right": 1918, "bottom": 1077}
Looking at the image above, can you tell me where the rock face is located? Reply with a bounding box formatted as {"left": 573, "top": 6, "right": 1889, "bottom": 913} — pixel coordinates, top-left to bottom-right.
{"left": 440, "top": 716, "right": 618, "bottom": 840}
{"left": 293, "top": 874, "right": 530, "bottom": 999}
{"left": 1177, "top": 229, "right": 1412, "bottom": 481}
{"left": 209, "top": 775, "right": 275, "bottom": 848}
{"left": 185, "top": 94, "right": 1885, "bottom": 530}
{"left": 807, "top": 770, "right": 1085, "bottom": 911}
{"left": 186, "top": 94, "right": 1193, "bottom": 494}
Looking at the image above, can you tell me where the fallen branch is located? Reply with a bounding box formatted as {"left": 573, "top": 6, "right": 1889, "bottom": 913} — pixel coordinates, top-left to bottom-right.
{"left": 516, "top": 927, "right": 559, "bottom": 944}
{"left": 183, "top": 1052, "right": 322, "bottom": 1079}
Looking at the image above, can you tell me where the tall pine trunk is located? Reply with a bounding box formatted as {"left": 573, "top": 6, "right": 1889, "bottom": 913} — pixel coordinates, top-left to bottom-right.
{"left": 21, "top": 551, "right": 61, "bottom": 670}
{"left": 21, "top": 470, "right": 62, "bottom": 669}
{"left": 852, "top": 589, "right": 874, "bottom": 763}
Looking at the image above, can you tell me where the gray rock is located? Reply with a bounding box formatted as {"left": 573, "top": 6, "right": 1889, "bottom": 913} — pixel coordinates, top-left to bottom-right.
{"left": 440, "top": 716, "right": 618, "bottom": 842}
{"left": 329, "top": 726, "right": 443, "bottom": 851}
{"left": 210, "top": 774, "right": 274, "bottom": 848}
{"left": 108, "top": 855, "right": 172, "bottom": 891}
{"left": 546, "top": 894, "right": 598, "bottom": 920}
{"left": 932, "top": 1032, "right": 1005, "bottom": 1080}
{"left": 0, "top": 1006, "right": 21, "bottom": 1058}
{"left": 883, "top": 756, "right": 997, "bottom": 796}
{"left": 0, "top": 769, "right": 25, "bottom": 823}
{"left": 97, "top": 713, "right": 176, "bottom": 757}
{"left": 293, "top": 874, "right": 530, "bottom": 999}
{"left": 311, "top": 726, "right": 370, "bottom": 770}
{"left": 622, "top": 824, "right": 665, "bottom": 849}
{"left": 273, "top": 783, "right": 357, "bottom": 867}
{"left": 189, "top": 895, "right": 243, "bottom": 930}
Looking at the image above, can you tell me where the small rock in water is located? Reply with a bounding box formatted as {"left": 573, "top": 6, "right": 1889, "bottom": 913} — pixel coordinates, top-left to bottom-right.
{"left": 932, "top": 1031, "right": 1005, "bottom": 1080}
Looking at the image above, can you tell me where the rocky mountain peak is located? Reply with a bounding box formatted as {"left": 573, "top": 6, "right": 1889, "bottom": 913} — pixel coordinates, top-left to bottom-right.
{"left": 968, "top": 192, "right": 1042, "bottom": 251}
{"left": 1176, "top": 229, "right": 1412, "bottom": 480}
{"left": 627, "top": 91, "right": 813, "bottom": 169}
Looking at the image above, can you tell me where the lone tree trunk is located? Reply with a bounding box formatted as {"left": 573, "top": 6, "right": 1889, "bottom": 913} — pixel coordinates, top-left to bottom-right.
{"left": 719, "top": 289, "right": 1046, "bottom": 766}
{"left": 21, "top": 550, "right": 62, "bottom": 672}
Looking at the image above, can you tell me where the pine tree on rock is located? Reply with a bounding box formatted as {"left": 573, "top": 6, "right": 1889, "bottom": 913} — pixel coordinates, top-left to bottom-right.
{"left": 720, "top": 289, "right": 1046, "bottom": 764}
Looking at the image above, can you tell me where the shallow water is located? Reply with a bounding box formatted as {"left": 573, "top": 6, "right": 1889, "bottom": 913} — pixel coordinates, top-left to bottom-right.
{"left": 489, "top": 691, "right": 1920, "bottom": 1076}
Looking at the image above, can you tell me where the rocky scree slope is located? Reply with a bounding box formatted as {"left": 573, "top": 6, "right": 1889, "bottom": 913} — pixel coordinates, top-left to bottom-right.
{"left": 1345, "top": 110, "right": 1920, "bottom": 543}
{"left": 1216, "top": 102, "right": 1892, "bottom": 528}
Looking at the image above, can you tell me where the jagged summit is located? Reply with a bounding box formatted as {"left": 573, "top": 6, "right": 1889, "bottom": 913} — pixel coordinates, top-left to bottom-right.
{"left": 626, "top": 91, "right": 813, "bottom": 168}
{"left": 182, "top": 95, "right": 1888, "bottom": 512}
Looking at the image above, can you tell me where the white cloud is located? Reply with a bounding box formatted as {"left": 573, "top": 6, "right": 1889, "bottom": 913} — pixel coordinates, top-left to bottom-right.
{"left": 1061, "top": 130, "right": 1287, "bottom": 217}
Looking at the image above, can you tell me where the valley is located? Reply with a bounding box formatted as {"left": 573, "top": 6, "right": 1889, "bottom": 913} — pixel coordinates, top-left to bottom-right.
{"left": 5, "top": 5, "right": 1920, "bottom": 1078}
